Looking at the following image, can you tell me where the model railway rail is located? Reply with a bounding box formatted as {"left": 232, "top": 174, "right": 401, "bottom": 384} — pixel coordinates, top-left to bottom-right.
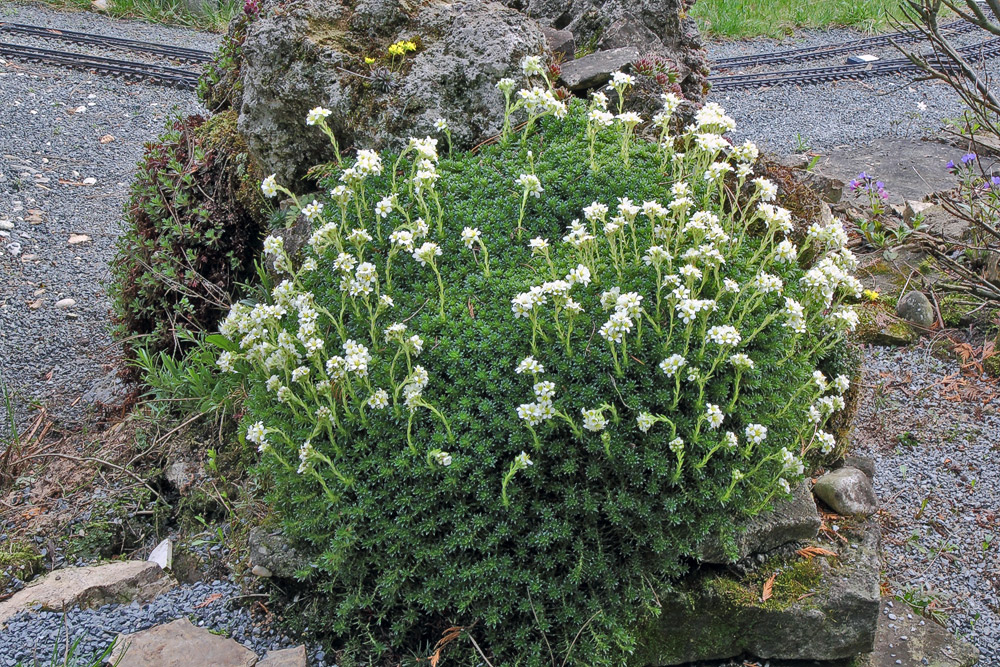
{"left": 712, "top": 19, "right": 977, "bottom": 69}
{"left": 710, "top": 36, "right": 1000, "bottom": 91}
{"left": 0, "top": 22, "right": 212, "bottom": 63}
{"left": 0, "top": 42, "right": 200, "bottom": 88}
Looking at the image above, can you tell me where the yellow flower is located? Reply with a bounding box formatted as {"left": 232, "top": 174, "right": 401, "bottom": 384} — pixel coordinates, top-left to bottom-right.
{"left": 862, "top": 289, "right": 880, "bottom": 302}
{"left": 364, "top": 56, "right": 376, "bottom": 64}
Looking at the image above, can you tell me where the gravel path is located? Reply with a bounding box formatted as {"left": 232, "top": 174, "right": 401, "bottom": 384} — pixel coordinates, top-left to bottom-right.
{"left": 854, "top": 345, "right": 999, "bottom": 663}
{"left": 0, "top": 4, "right": 218, "bottom": 435}
{"left": 0, "top": 579, "right": 331, "bottom": 666}
{"left": 705, "top": 27, "right": 1000, "bottom": 153}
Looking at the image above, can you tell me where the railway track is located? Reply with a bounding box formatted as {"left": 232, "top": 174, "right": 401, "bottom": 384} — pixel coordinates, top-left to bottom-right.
{"left": 0, "top": 21, "right": 212, "bottom": 63}
{"left": 711, "top": 19, "right": 977, "bottom": 69}
{"left": 0, "top": 41, "right": 201, "bottom": 88}
{"left": 710, "top": 36, "right": 1000, "bottom": 91}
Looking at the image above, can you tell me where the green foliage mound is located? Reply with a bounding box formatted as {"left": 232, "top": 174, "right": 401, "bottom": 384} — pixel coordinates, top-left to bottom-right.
{"left": 217, "top": 87, "right": 860, "bottom": 664}
{"left": 110, "top": 112, "right": 268, "bottom": 362}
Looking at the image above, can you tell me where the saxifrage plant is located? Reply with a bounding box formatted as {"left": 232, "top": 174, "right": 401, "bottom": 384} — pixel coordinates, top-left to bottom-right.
{"left": 215, "top": 59, "right": 862, "bottom": 664}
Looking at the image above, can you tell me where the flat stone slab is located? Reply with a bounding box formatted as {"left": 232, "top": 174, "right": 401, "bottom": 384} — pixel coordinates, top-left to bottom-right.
{"left": 0, "top": 561, "right": 174, "bottom": 624}
{"left": 110, "top": 617, "right": 258, "bottom": 666}
{"left": 858, "top": 603, "right": 979, "bottom": 667}
{"left": 558, "top": 47, "right": 640, "bottom": 90}
{"left": 696, "top": 480, "right": 821, "bottom": 564}
{"left": 258, "top": 645, "right": 308, "bottom": 666}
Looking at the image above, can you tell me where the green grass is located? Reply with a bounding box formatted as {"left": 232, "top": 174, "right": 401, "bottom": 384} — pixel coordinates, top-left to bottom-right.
{"left": 690, "top": 0, "right": 909, "bottom": 39}
{"left": 26, "top": 0, "right": 238, "bottom": 33}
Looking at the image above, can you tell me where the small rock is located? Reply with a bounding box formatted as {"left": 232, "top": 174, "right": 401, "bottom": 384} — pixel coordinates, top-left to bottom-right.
{"left": 68, "top": 234, "right": 92, "bottom": 245}
{"left": 5, "top": 242, "right": 21, "bottom": 256}
{"left": 814, "top": 467, "right": 878, "bottom": 517}
{"left": 558, "top": 47, "right": 640, "bottom": 90}
{"left": 257, "top": 645, "right": 308, "bottom": 667}
{"left": 0, "top": 220, "right": 13, "bottom": 230}
{"left": 54, "top": 298, "right": 76, "bottom": 309}
{"left": 251, "top": 565, "right": 273, "bottom": 578}
{"left": 896, "top": 291, "right": 935, "bottom": 328}
{"left": 148, "top": 539, "right": 173, "bottom": 570}
{"left": 91, "top": 0, "right": 108, "bottom": 11}
{"left": 99, "top": 134, "right": 115, "bottom": 143}
{"left": 81, "top": 177, "right": 97, "bottom": 186}
{"left": 541, "top": 26, "right": 575, "bottom": 58}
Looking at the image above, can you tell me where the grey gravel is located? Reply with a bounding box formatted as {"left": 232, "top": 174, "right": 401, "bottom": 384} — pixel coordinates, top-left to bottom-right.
{"left": 705, "top": 27, "right": 1000, "bottom": 152}
{"left": 0, "top": 579, "right": 329, "bottom": 666}
{"left": 854, "top": 345, "right": 1000, "bottom": 663}
{"left": 0, "top": 4, "right": 216, "bottom": 435}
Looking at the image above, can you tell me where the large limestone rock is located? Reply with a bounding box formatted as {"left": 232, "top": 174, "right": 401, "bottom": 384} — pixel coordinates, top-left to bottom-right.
{"left": 238, "top": 0, "right": 547, "bottom": 184}
{"left": 696, "top": 481, "right": 821, "bottom": 564}
{"left": 258, "top": 645, "right": 309, "bottom": 667}
{"left": 110, "top": 617, "right": 257, "bottom": 666}
{"left": 0, "top": 561, "right": 174, "bottom": 624}
{"left": 508, "top": 0, "right": 710, "bottom": 101}
{"left": 636, "top": 516, "right": 881, "bottom": 665}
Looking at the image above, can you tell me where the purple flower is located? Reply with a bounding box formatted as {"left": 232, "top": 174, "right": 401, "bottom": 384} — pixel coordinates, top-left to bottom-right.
{"left": 961, "top": 152, "right": 977, "bottom": 165}
{"left": 990, "top": 176, "right": 1000, "bottom": 190}
{"left": 946, "top": 160, "right": 956, "bottom": 171}
{"left": 848, "top": 179, "right": 860, "bottom": 192}
{"left": 875, "top": 181, "right": 885, "bottom": 190}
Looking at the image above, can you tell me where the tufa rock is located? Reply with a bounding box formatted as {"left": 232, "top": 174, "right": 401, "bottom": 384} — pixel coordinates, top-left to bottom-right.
{"left": 814, "top": 467, "right": 878, "bottom": 517}
{"left": 558, "top": 47, "right": 640, "bottom": 90}
{"left": 856, "top": 301, "right": 918, "bottom": 346}
{"left": 257, "top": 645, "right": 309, "bottom": 667}
{"left": 110, "top": 617, "right": 257, "bottom": 667}
{"left": 508, "top": 0, "right": 709, "bottom": 102}
{"left": 0, "top": 561, "right": 174, "bottom": 624}
{"left": 896, "top": 290, "right": 935, "bottom": 328}
{"left": 540, "top": 26, "right": 575, "bottom": 58}
{"left": 697, "top": 481, "right": 820, "bottom": 564}
{"left": 857, "top": 604, "right": 980, "bottom": 667}
{"left": 904, "top": 202, "right": 970, "bottom": 243}
{"left": 636, "top": 515, "right": 881, "bottom": 665}
{"left": 237, "top": 0, "right": 546, "bottom": 185}
{"left": 251, "top": 565, "right": 273, "bottom": 578}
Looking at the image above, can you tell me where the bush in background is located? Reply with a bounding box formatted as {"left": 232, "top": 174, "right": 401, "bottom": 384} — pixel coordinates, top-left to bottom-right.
{"left": 110, "top": 111, "right": 268, "bottom": 364}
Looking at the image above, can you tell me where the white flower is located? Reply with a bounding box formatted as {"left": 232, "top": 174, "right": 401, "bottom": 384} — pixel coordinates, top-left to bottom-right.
{"left": 380, "top": 294, "right": 394, "bottom": 308}
{"left": 582, "top": 408, "right": 608, "bottom": 432}
{"left": 832, "top": 374, "right": 850, "bottom": 394}
{"left": 434, "top": 451, "right": 453, "bottom": 466}
{"left": 729, "top": 353, "right": 754, "bottom": 370}
{"left": 306, "top": 106, "right": 331, "bottom": 125}
{"left": 775, "top": 239, "right": 798, "bottom": 263}
{"left": 813, "top": 370, "right": 828, "bottom": 391}
{"left": 533, "top": 381, "right": 556, "bottom": 400}
{"left": 375, "top": 196, "right": 395, "bottom": 219}
{"left": 217, "top": 351, "right": 235, "bottom": 373}
{"left": 705, "top": 403, "right": 724, "bottom": 429}
{"left": 368, "top": 389, "right": 389, "bottom": 410}
{"left": 262, "top": 235, "right": 284, "bottom": 257}
{"left": 355, "top": 149, "right": 383, "bottom": 177}
{"left": 461, "top": 227, "right": 482, "bottom": 249}
{"left": 669, "top": 437, "right": 684, "bottom": 454}
{"left": 412, "top": 241, "right": 442, "bottom": 266}
{"left": 707, "top": 325, "right": 742, "bottom": 347}
{"left": 567, "top": 264, "right": 591, "bottom": 286}
{"left": 496, "top": 77, "right": 516, "bottom": 94}
{"left": 815, "top": 430, "right": 836, "bottom": 454}
{"left": 261, "top": 174, "right": 279, "bottom": 198}
{"left": 389, "top": 229, "right": 414, "bottom": 251}
{"left": 745, "top": 423, "right": 767, "bottom": 444}
{"left": 724, "top": 431, "right": 738, "bottom": 449}
{"left": 617, "top": 111, "right": 642, "bottom": 126}
{"left": 609, "top": 70, "right": 635, "bottom": 87}
{"left": 297, "top": 441, "right": 315, "bottom": 474}
{"left": 516, "top": 356, "right": 544, "bottom": 375}
{"left": 517, "top": 173, "right": 543, "bottom": 197}
{"left": 599, "top": 312, "right": 633, "bottom": 344}
{"left": 753, "top": 177, "right": 777, "bottom": 202}
{"left": 751, "top": 272, "right": 783, "bottom": 294}
{"left": 917, "top": 101, "right": 927, "bottom": 111}
{"left": 521, "top": 55, "right": 544, "bottom": 77}
{"left": 780, "top": 447, "right": 804, "bottom": 475}
{"left": 778, "top": 478, "right": 791, "bottom": 494}
{"left": 695, "top": 102, "right": 736, "bottom": 132}
{"left": 583, "top": 201, "right": 609, "bottom": 223}
{"left": 291, "top": 366, "right": 310, "bottom": 383}
{"left": 302, "top": 201, "right": 324, "bottom": 221}
{"left": 246, "top": 421, "right": 267, "bottom": 445}
{"left": 588, "top": 108, "right": 615, "bottom": 127}
{"left": 659, "top": 354, "right": 686, "bottom": 377}
{"left": 529, "top": 237, "right": 549, "bottom": 253}
{"left": 637, "top": 412, "right": 656, "bottom": 433}
{"left": 515, "top": 450, "right": 533, "bottom": 468}
{"left": 434, "top": 118, "right": 449, "bottom": 132}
